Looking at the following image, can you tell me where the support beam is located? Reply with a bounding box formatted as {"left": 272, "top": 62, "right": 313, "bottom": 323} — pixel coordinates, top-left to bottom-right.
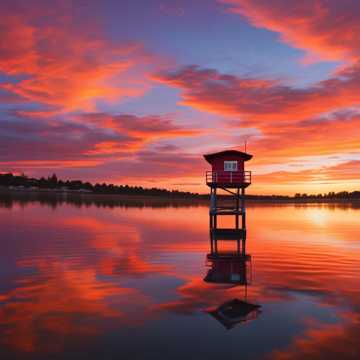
{"left": 241, "top": 187, "right": 246, "bottom": 230}
{"left": 235, "top": 187, "right": 240, "bottom": 229}
{"left": 219, "top": 187, "right": 237, "bottom": 196}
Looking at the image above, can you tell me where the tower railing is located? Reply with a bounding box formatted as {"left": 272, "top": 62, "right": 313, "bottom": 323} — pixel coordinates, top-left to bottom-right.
{"left": 206, "top": 171, "right": 251, "bottom": 185}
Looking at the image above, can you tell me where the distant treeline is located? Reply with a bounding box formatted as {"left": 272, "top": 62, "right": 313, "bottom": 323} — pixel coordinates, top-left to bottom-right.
{"left": 0, "top": 172, "right": 359, "bottom": 200}
{"left": 246, "top": 192, "right": 360, "bottom": 200}
{"left": 293, "top": 191, "right": 360, "bottom": 200}
{"left": 0, "top": 172, "right": 200, "bottom": 198}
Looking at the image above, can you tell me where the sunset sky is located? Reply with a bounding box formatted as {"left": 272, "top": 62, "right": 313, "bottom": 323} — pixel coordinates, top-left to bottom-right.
{"left": 1, "top": 0, "right": 359, "bottom": 195}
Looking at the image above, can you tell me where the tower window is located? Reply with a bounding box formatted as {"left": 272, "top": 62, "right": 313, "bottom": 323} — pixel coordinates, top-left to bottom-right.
{"left": 224, "top": 161, "right": 238, "bottom": 171}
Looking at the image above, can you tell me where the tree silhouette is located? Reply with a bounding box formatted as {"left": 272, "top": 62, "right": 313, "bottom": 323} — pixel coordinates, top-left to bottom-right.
{"left": 0, "top": 172, "right": 359, "bottom": 200}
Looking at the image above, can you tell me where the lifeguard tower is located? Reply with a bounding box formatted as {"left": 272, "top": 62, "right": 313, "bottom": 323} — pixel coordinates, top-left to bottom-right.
{"left": 204, "top": 150, "right": 252, "bottom": 238}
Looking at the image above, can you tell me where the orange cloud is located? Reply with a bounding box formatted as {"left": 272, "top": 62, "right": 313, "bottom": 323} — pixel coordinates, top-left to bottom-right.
{"left": 254, "top": 161, "right": 360, "bottom": 189}
{"left": 249, "top": 112, "right": 360, "bottom": 163}
{"left": 77, "top": 113, "right": 199, "bottom": 156}
{"left": 154, "top": 64, "right": 360, "bottom": 123}
{"left": 221, "top": 0, "right": 360, "bottom": 63}
{"left": 0, "top": 113, "right": 199, "bottom": 175}
{"left": 0, "top": 4, "right": 152, "bottom": 112}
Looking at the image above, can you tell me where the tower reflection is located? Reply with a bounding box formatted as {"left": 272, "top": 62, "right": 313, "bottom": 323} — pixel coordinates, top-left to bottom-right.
{"left": 204, "top": 228, "right": 261, "bottom": 329}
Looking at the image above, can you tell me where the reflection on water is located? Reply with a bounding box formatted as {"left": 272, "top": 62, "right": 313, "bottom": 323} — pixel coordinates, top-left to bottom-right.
{"left": 207, "top": 299, "right": 261, "bottom": 330}
{"left": 0, "top": 194, "right": 359, "bottom": 359}
{"left": 204, "top": 250, "right": 251, "bottom": 285}
{"left": 0, "top": 191, "right": 205, "bottom": 209}
{"left": 205, "top": 228, "right": 261, "bottom": 330}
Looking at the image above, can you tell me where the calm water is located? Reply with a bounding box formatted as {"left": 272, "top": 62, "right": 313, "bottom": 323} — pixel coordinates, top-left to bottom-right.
{"left": 0, "top": 195, "right": 359, "bottom": 359}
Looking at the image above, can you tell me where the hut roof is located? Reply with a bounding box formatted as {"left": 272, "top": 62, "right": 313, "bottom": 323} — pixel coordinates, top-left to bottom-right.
{"left": 203, "top": 150, "right": 252, "bottom": 164}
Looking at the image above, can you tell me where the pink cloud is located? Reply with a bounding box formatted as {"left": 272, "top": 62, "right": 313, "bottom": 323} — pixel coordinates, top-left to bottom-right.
{"left": 256, "top": 161, "right": 360, "bottom": 185}
{"left": 0, "top": 2, "right": 153, "bottom": 112}
{"left": 221, "top": 0, "right": 360, "bottom": 63}
{"left": 0, "top": 110, "right": 206, "bottom": 192}
{"left": 249, "top": 112, "right": 360, "bottom": 162}
{"left": 0, "top": 113, "right": 198, "bottom": 170}
{"left": 154, "top": 64, "right": 360, "bottom": 123}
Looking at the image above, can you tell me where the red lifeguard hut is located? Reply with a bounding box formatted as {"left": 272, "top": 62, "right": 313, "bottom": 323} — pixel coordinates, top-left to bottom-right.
{"left": 204, "top": 150, "right": 252, "bottom": 188}
{"left": 204, "top": 149, "right": 252, "bottom": 234}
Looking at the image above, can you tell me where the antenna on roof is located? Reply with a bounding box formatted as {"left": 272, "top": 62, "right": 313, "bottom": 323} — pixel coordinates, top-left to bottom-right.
{"left": 244, "top": 140, "right": 247, "bottom": 153}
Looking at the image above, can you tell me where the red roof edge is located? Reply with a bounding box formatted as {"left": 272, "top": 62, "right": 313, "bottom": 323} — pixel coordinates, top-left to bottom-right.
{"left": 203, "top": 150, "right": 253, "bottom": 164}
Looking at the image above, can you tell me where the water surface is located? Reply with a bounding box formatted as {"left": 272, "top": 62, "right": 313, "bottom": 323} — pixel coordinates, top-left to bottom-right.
{"left": 0, "top": 195, "right": 359, "bottom": 359}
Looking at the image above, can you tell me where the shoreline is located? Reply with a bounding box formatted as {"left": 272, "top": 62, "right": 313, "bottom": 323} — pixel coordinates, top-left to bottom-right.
{"left": 0, "top": 188, "right": 359, "bottom": 205}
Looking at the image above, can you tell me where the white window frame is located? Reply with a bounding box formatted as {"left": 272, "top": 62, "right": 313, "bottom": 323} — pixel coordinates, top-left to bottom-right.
{"left": 224, "top": 161, "right": 238, "bottom": 171}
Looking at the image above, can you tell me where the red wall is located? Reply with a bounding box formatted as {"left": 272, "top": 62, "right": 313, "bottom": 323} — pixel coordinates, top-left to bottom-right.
{"left": 209, "top": 154, "right": 245, "bottom": 172}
